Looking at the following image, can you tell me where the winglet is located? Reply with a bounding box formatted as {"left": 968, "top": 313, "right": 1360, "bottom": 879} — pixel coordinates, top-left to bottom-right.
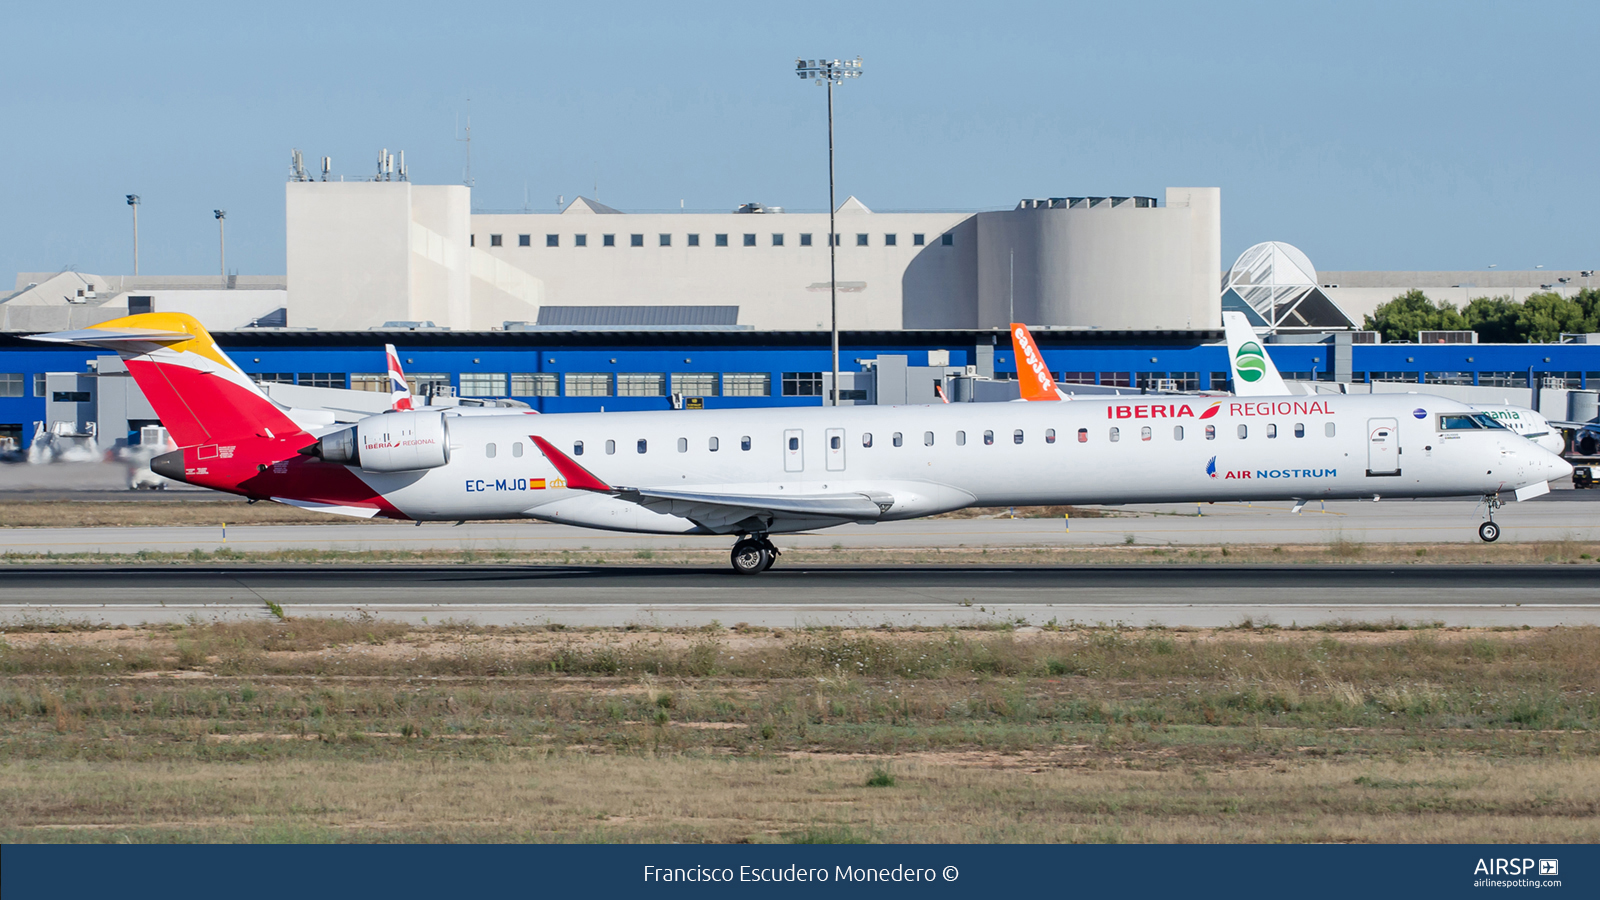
{"left": 529, "top": 435, "right": 612, "bottom": 492}
{"left": 1009, "top": 323, "right": 1062, "bottom": 402}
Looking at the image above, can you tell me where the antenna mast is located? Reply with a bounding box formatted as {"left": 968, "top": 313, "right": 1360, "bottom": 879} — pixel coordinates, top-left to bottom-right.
{"left": 457, "top": 100, "right": 474, "bottom": 188}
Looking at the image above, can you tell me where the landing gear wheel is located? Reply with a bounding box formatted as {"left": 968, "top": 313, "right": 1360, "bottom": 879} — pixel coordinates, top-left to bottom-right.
{"left": 730, "top": 538, "right": 772, "bottom": 575}
{"left": 1478, "top": 521, "right": 1501, "bottom": 543}
{"left": 760, "top": 539, "right": 780, "bottom": 571}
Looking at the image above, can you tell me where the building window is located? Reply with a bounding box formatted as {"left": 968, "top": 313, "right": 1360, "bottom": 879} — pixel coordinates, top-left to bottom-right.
{"left": 128, "top": 295, "right": 153, "bottom": 314}
{"left": 1210, "top": 371, "right": 1231, "bottom": 389}
{"left": 518, "top": 234, "right": 531, "bottom": 247}
{"left": 715, "top": 234, "right": 729, "bottom": 247}
{"left": 566, "top": 373, "right": 612, "bottom": 397}
{"left": 913, "top": 234, "right": 925, "bottom": 246}
{"left": 660, "top": 234, "right": 671, "bottom": 247}
{"left": 772, "top": 234, "right": 784, "bottom": 246}
{"left": 34, "top": 373, "right": 47, "bottom": 397}
{"left": 407, "top": 373, "right": 450, "bottom": 397}
{"left": 800, "top": 233, "right": 813, "bottom": 246}
{"left": 1100, "top": 372, "right": 1131, "bottom": 387}
{"left": 603, "top": 234, "right": 616, "bottom": 247}
{"left": 884, "top": 234, "right": 897, "bottom": 246}
{"left": 545, "top": 234, "right": 558, "bottom": 247}
{"left": 830, "top": 233, "right": 840, "bottom": 246}
{"left": 671, "top": 373, "right": 718, "bottom": 396}
{"left": 1479, "top": 372, "right": 1527, "bottom": 388}
{"left": 781, "top": 372, "right": 823, "bottom": 397}
{"left": 470, "top": 235, "right": 475, "bottom": 247}
{"left": 574, "top": 234, "right": 587, "bottom": 247}
{"left": 1136, "top": 372, "right": 1166, "bottom": 390}
{"left": 489, "top": 234, "right": 503, "bottom": 247}
{"left": 1174, "top": 425, "right": 1184, "bottom": 440}
{"left": 723, "top": 373, "right": 771, "bottom": 397}
{"left": 1168, "top": 372, "right": 1200, "bottom": 391}
{"left": 617, "top": 373, "right": 665, "bottom": 396}
{"left": 460, "top": 372, "right": 507, "bottom": 396}
{"left": 251, "top": 373, "right": 294, "bottom": 386}
{"left": 1045, "top": 428, "right": 1056, "bottom": 444}
{"left": 687, "top": 234, "right": 700, "bottom": 246}
{"left": 983, "top": 430, "right": 994, "bottom": 445}
{"left": 743, "top": 233, "right": 756, "bottom": 247}
{"left": 892, "top": 432, "right": 903, "bottom": 447}
{"left": 511, "top": 373, "right": 558, "bottom": 396}
{"left": 0, "top": 374, "right": 22, "bottom": 398}
{"left": 856, "top": 233, "right": 869, "bottom": 246}
{"left": 1141, "top": 426, "right": 1152, "bottom": 441}
{"left": 941, "top": 233, "right": 953, "bottom": 246}
{"left": 1059, "top": 372, "right": 1094, "bottom": 385}
{"left": 630, "top": 234, "right": 644, "bottom": 247}
{"left": 297, "top": 373, "right": 346, "bottom": 388}
{"left": 1109, "top": 427, "right": 1120, "bottom": 442}
{"left": 1237, "top": 424, "right": 1248, "bottom": 439}
{"left": 350, "top": 373, "right": 387, "bottom": 393}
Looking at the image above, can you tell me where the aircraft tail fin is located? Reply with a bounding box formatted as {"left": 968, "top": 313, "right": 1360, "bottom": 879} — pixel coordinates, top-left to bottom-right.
{"left": 1009, "top": 322, "right": 1063, "bottom": 402}
{"left": 385, "top": 343, "right": 414, "bottom": 411}
{"left": 26, "top": 312, "right": 304, "bottom": 448}
{"left": 1222, "top": 311, "right": 1290, "bottom": 396}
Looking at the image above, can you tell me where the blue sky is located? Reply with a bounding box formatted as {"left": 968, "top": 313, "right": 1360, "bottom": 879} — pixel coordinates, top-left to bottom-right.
{"left": 3, "top": 0, "right": 1595, "bottom": 281}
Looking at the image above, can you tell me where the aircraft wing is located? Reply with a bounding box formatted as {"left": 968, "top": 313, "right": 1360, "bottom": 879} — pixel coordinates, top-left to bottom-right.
{"left": 1546, "top": 420, "right": 1598, "bottom": 430}
{"left": 528, "top": 435, "right": 890, "bottom": 531}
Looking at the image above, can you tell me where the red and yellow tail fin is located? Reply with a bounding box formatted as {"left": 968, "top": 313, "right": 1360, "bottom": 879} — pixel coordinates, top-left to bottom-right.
{"left": 1009, "top": 322, "right": 1062, "bottom": 402}
{"left": 29, "top": 313, "right": 304, "bottom": 447}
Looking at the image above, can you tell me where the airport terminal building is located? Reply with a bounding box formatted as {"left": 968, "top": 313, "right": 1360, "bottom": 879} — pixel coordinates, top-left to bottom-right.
{"left": 1, "top": 170, "right": 1596, "bottom": 452}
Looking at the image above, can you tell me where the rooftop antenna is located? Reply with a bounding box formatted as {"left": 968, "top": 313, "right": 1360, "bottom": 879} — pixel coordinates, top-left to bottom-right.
{"left": 290, "top": 149, "right": 307, "bottom": 182}
{"left": 321, "top": 156, "right": 330, "bottom": 181}
{"left": 523, "top": 181, "right": 529, "bottom": 213}
{"left": 398, "top": 150, "right": 407, "bottom": 182}
{"left": 457, "top": 100, "right": 474, "bottom": 188}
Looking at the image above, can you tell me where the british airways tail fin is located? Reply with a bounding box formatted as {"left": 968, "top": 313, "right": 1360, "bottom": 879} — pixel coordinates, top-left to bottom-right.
{"left": 385, "top": 344, "right": 414, "bottom": 411}
{"left": 1222, "top": 311, "right": 1291, "bottom": 396}
{"left": 26, "top": 313, "right": 305, "bottom": 447}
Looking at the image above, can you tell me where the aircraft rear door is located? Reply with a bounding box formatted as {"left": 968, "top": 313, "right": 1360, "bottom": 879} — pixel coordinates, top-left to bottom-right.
{"left": 1367, "top": 418, "right": 1400, "bottom": 476}
{"left": 784, "top": 428, "right": 804, "bottom": 472}
{"left": 825, "top": 427, "right": 845, "bottom": 471}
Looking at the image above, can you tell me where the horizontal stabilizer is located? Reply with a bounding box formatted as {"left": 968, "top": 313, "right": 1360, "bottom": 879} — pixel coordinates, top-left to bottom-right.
{"left": 25, "top": 327, "right": 193, "bottom": 347}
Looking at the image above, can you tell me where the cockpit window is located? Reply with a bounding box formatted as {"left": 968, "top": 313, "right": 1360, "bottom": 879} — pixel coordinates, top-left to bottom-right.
{"left": 1472, "top": 414, "right": 1508, "bottom": 430}
{"left": 1439, "top": 414, "right": 1481, "bottom": 430}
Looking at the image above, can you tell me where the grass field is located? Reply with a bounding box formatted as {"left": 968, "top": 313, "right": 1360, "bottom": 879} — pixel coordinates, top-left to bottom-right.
{"left": 2, "top": 620, "right": 1596, "bottom": 843}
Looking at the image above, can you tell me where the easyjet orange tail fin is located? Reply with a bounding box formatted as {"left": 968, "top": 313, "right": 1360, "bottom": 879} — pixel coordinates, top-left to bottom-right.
{"left": 1009, "top": 323, "right": 1062, "bottom": 401}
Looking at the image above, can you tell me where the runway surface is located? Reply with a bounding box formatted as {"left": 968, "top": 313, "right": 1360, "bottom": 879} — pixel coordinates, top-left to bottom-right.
{"left": 2, "top": 496, "right": 1597, "bottom": 555}
{"left": 4, "top": 564, "right": 1597, "bottom": 628}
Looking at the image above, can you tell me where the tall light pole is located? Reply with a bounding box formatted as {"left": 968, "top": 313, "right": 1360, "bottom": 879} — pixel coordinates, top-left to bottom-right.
{"left": 795, "top": 56, "right": 863, "bottom": 405}
{"left": 213, "top": 209, "right": 226, "bottom": 279}
{"left": 125, "top": 194, "right": 141, "bottom": 275}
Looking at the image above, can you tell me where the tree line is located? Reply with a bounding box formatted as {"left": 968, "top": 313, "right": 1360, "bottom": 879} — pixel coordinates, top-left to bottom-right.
{"left": 1363, "top": 288, "right": 1600, "bottom": 344}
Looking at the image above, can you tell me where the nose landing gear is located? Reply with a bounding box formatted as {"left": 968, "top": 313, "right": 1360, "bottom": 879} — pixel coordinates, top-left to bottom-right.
{"left": 730, "top": 534, "right": 780, "bottom": 574}
{"left": 1477, "top": 494, "right": 1503, "bottom": 543}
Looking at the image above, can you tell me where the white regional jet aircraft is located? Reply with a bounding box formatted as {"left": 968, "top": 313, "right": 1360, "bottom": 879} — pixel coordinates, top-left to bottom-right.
{"left": 31, "top": 313, "right": 1572, "bottom": 572}
{"left": 1219, "top": 311, "right": 1572, "bottom": 455}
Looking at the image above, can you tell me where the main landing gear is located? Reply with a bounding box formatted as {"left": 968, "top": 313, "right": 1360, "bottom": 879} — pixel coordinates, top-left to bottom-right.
{"left": 1478, "top": 494, "right": 1503, "bottom": 543}
{"left": 730, "top": 534, "right": 779, "bottom": 575}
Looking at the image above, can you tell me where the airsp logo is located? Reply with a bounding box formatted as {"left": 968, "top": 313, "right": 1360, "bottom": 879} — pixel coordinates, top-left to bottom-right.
{"left": 1234, "top": 341, "right": 1268, "bottom": 383}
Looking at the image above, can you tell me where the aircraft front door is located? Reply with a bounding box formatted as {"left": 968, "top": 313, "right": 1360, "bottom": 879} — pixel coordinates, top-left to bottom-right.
{"left": 1367, "top": 418, "right": 1400, "bottom": 476}
{"left": 784, "top": 428, "right": 804, "bottom": 472}
{"left": 825, "top": 427, "right": 845, "bottom": 471}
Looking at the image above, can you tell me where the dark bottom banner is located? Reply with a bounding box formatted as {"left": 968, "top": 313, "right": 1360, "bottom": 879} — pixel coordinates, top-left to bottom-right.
{"left": 3, "top": 844, "right": 1593, "bottom": 899}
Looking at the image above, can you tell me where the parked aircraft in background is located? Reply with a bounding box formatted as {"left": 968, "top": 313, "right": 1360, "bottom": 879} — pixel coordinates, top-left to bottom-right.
{"left": 29, "top": 314, "right": 1572, "bottom": 571}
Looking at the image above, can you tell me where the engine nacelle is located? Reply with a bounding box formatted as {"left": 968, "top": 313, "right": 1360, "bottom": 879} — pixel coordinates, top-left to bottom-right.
{"left": 310, "top": 411, "right": 451, "bottom": 473}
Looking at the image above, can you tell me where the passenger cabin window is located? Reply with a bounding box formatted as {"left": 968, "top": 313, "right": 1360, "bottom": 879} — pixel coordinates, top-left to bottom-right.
{"left": 1325, "top": 423, "right": 1337, "bottom": 437}
{"left": 923, "top": 431, "right": 934, "bottom": 446}
{"left": 1205, "top": 425, "right": 1216, "bottom": 440}
{"left": 862, "top": 433, "right": 873, "bottom": 448}
{"left": 1109, "top": 427, "right": 1120, "bottom": 442}
{"left": 677, "top": 437, "right": 688, "bottom": 452}
{"left": 892, "top": 432, "right": 904, "bottom": 447}
{"left": 983, "top": 430, "right": 994, "bottom": 445}
{"left": 512, "top": 442, "right": 523, "bottom": 457}
{"left": 1174, "top": 425, "right": 1184, "bottom": 440}
{"left": 637, "top": 439, "right": 648, "bottom": 454}
{"left": 1294, "top": 423, "right": 1306, "bottom": 438}
{"left": 1237, "top": 424, "right": 1248, "bottom": 439}
{"left": 788, "top": 437, "right": 799, "bottom": 451}
{"left": 1013, "top": 429, "right": 1024, "bottom": 444}
{"left": 1045, "top": 428, "right": 1056, "bottom": 444}
{"left": 574, "top": 441, "right": 584, "bottom": 456}
{"left": 486, "top": 443, "right": 497, "bottom": 458}
{"left": 831, "top": 435, "right": 841, "bottom": 450}
{"left": 605, "top": 440, "right": 615, "bottom": 455}
{"left": 1267, "top": 424, "right": 1278, "bottom": 439}
{"left": 709, "top": 437, "right": 719, "bottom": 451}
{"left": 1140, "top": 426, "right": 1152, "bottom": 441}
{"left": 1077, "top": 428, "right": 1088, "bottom": 443}
{"left": 741, "top": 436, "right": 751, "bottom": 451}
{"left": 956, "top": 430, "right": 966, "bottom": 446}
